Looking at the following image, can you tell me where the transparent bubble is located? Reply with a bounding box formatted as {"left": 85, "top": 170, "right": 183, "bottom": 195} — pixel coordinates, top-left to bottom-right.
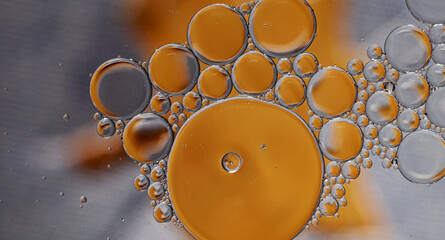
{"left": 397, "top": 130, "right": 445, "bottom": 184}
{"left": 326, "top": 161, "right": 340, "bottom": 177}
{"left": 429, "top": 24, "right": 445, "bottom": 44}
{"left": 364, "top": 124, "right": 378, "bottom": 139}
{"left": 352, "top": 102, "right": 365, "bottom": 116}
{"left": 308, "top": 115, "right": 323, "bottom": 131}
{"left": 178, "top": 113, "right": 187, "bottom": 122}
{"left": 367, "top": 45, "right": 383, "bottom": 59}
{"left": 307, "top": 67, "right": 357, "bottom": 118}
{"left": 277, "top": 58, "right": 293, "bottom": 75}
{"left": 397, "top": 109, "right": 420, "bottom": 132}
{"left": 432, "top": 44, "right": 445, "bottom": 64}
{"left": 275, "top": 75, "right": 306, "bottom": 108}
{"left": 357, "top": 78, "right": 368, "bottom": 90}
{"left": 183, "top": 92, "right": 202, "bottom": 112}
{"left": 366, "top": 85, "right": 376, "bottom": 95}
{"left": 378, "top": 124, "right": 402, "bottom": 148}
{"left": 153, "top": 203, "right": 173, "bottom": 223}
{"left": 197, "top": 66, "right": 232, "bottom": 101}
{"left": 395, "top": 73, "right": 429, "bottom": 108}
{"left": 347, "top": 59, "right": 364, "bottom": 76}
{"left": 358, "top": 90, "right": 368, "bottom": 101}
{"left": 362, "top": 158, "right": 373, "bottom": 168}
{"left": 221, "top": 152, "right": 242, "bottom": 173}
{"left": 134, "top": 174, "right": 150, "bottom": 191}
{"left": 149, "top": 44, "right": 199, "bottom": 96}
{"left": 140, "top": 164, "right": 151, "bottom": 175}
{"left": 384, "top": 25, "right": 431, "bottom": 72}
{"left": 426, "top": 87, "right": 445, "bottom": 128}
{"left": 151, "top": 166, "right": 165, "bottom": 182}
{"left": 188, "top": 4, "right": 247, "bottom": 65}
{"left": 341, "top": 161, "right": 360, "bottom": 179}
{"left": 420, "top": 118, "right": 432, "bottom": 129}
{"left": 168, "top": 114, "right": 178, "bottom": 125}
{"left": 363, "top": 60, "right": 386, "bottom": 82}
{"left": 232, "top": 51, "right": 277, "bottom": 95}
{"left": 381, "top": 158, "right": 392, "bottom": 169}
{"left": 90, "top": 58, "right": 151, "bottom": 120}
{"left": 171, "top": 102, "right": 183, "bottom": 115}
{"left": 338, "top": 197, "right": 347, "bottom": 207}
{"left": 319, "top": 196, "right": 338, "bottom": 216}
{"left": 366, "top": 92, "right": 399, "bottom": 125}
{"left": 123, "top": 113, "right": 173, "bottom": 163}
{"left": 148, "top": 182, "right": 164, "bottom": 200}
{"left": 96, "top": 118, "right": 115, "bottom": 138}
{"left": 426, "top": 64, "right": 445, "bottom": 87}
{"left": 293, "top": 53, "right": 319, "bottom": 78}
{"left": 239, "top": 3, "right": 251, "bottom": 15}
{"left": 249, "top": 0, "right": 316, "bottom": 58}
{"left": 93, "top": 112, "right": 101, "bottom": 121}
{"left": 319, "top": 118, "right": 363, "bottom": 162}
{"left": 386, "top": 69, "right": 399, "bottom": 83}
{"left": 331, "top": 184, "right": 345, "bottom": 199}
{"left": 150, "top": 93, "right": 171, "bottom": 115}
{"left": 80, "top": 196, "right": 87, "bottom": 204}
{"left": 405, "top": 0, "right": 445, "bottom": 24}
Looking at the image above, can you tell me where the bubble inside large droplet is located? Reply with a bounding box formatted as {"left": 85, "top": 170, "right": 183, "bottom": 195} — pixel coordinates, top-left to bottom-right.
{"left": 123, "top": 113, "right": 173, "bottom": 163}
{"left": 90, "top": 58, "right": 151, "bottom": 120}
{"left": 397, "top": 130, "right": 445, "bottom": 184}
{"left": 319, "top": 118, "right": 363, "bottom": 162}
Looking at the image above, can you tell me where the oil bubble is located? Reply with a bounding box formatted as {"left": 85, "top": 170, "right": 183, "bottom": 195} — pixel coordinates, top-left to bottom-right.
{"left": 347, "top": 59, "right": 364, "bottom": 76}
{"left": 326, "top": 161, "right": 340, "bottom": 177}
{"left": 197, "top": 66, "right": 231, "bottom": 101}
{"left": 363, "top": 60, "right": 385, "bottom": 82}
{"left": 426, "top": 87, "right": 445, "bottom": 128}
{"left": 221, "top": 152, "right": 242, "bottom": 173}
{"left": 366, "top": 92, "right": 399, "bottom": 125}
{"left": 367, "top": 45, "right": 383, "bottom": 59}
{"left": 378, "top": 124, "right": 402, "bottom": 148}
{"left": 153, "top": 203, "right": 173, "bottom": 223}
{"left": 397, "top": 109, "right": 420, "bottom": 132}
{"left": 308, "top": 115, "right": 323, "bottom": 131}
{"left": 134, "top": 174, "right": 150, "bottom": 191}
{"left": 148, "top": 182, "right": 165, "bottom": 200}
{"left": 183, "top": 92, "right": 202, "bottom": 112}
{"left": 141, "top": 164, "right": 151, "bottom": 175}
{"left": 331, "top": 184, "right": 345, "bottom": 199}
{"left": 151, "top": 166, "right": 165, "bottom": 182}
{"left": 80, "top": 196, "right": 87, "bottom": 204}
{"left": 386, "top": 69, "right": 399, "bottom": 83}
{"left": 293, "top": 53, "right": 318, "bottom": 78}
{"left": 432, "top": 44, "right": 445, "bottom": 64}
{"left": 341, "top": 161, "right": 360, "bottom": 179}
{"left": 96, "top": 118, "right": 115, "bottom": 138}
{"left": 395, "top": 73, "right": 429, "bottom": 108}
{"left": 275, "top": 75, "right": 306, "bottom": 108}
{"left": 150, "top": 93, "right": 171, "bottom": 115}
{"left": 123, "top": 113, "right": 173, "bottom": 163}
{"left": 319, "top": 196, "right": 338, "bottom": 216}
{"left": 277, "top": 58, "right": 293, "bottom": 75}
{"left": 171, "top": 102, "right": 183, "bottom": 115}
{"left": 426, "top": 64, "right": 445, "bottom": 87}
{"left": 357, "top": 78, "right": 368, "bottom": 90}
{"left": 428, "top": 24, "right": 445, "bottom": 44}
{"left": 405, "top": 0, "right": 445, "bottom": 24}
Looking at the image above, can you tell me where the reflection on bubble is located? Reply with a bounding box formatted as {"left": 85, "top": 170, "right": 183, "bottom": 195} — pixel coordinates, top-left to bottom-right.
{"left": 397, "top": 109, "right": 420, "bottom": 132}
{"left": 366, "top": 92, "right": 399, "bottom": 126}
{"left": 307, "top": 67, "right": 357, "bottom": 118}
{"left": 378, "top": 124, "right": 402, "bottom": 148}
{"left": 275, "top": 75, "right": 306, "bottom": 108}
{"left": 123, "top": 113, "right": 173, "bottom": 163}
{"left": 395, "top": 73, "right": 429, "bottom": 108}
{"left": 293, "top": 53, "right": 318, "bottom": 78}
{"left": 198, "top": 66, "right": 232, "bottom": 101}
{"left": 397, "top": 130, "right": 445, "bottom": 184}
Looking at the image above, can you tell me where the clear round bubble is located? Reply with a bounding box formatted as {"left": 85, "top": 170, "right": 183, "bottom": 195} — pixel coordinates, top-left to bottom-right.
{"left": 183, "top": 91, "right": 202, "bottom": 112}
{"left": 405, "top": 0, "right": 445, "bottom": 24}
{"left": 426, "top": 87, "right": 445, "bottom": 128}
{"left": 153, "top": 203, "right": 173, "bottom": 223}
{"left": 221, "top": 152, "right": 242, "bottom": 173}
{"left": 367, "top": 44, "right": 383, "bottom": 59}
{"left": 319, "top": 196, "right": 338, "bottom": 217}
{"left": 80, "top": 196, "right": 87, "bottom": 204}
{"left": 326, "top": 161, "right": 340, "bottom": 177}
{"left": 275, "top": 75, "right": 306, "bottom": 108}
{"left": 357, "top": 78, "right": 368, "bottom": 90}
{"left": 232, "top": 51, "right": 277, "bottom": 95}
{"left": 378, "top": 124, "right": 402, "bottom": 148}
{"left": 149, "top": 44, "right": 199, "bottom": 96}
{"left": 293, "top": 53, "right": 319, "bottom": 78}
{"left": 386, "top": 69, "right": 399, "bottom": 83}
{"left": 364, "top": 125, "right": 378, "bottom": 139}
{"left": 90, "top": 58, "right": 151, "bottom": 120}
{"left": 432, "top": 44, "right": 445, "bottom": 64}
{"left": 171, "top": 102, "right": 183, "bottom": 115}
{"left": 239, "top": 3, "right": 251, "bottom": 15}
{"left": 308, "top": 115, "right": 323, "bottom": 131}
{"left": 384, "top": 25, "right": 431, "bottom": 72}
{"left": 341, "top": 161, "right": 360, "bottom": 179}
{"left": 151, "top": 166, "right": 165, "bottom": 182}
{"left": 397, "top": 109, "right": 420, "bottom": 132}
{"left": 319, "top": 118, "right": 363, "bottom": 162}
{"left": 197, "top": 66, "right": 232, "bottom": 101}
{"left": 331, "top": 184, "right": 345, "bottom": 199}
{"left": 150, "top": 93, "right": 171, "bottom": 115}
{"left": 420, "top": 118, "right": 432, "bottom": 129}
{"left": 395, "top": 73, "right": 429, "bottom": 108}
{"left": 148, "top": 182, "right": 165, "bottom": 200}
{"left": 366, "top": 92, "right": 399, "bottom": 126}
{"left": 363, "top": 60, "right": 386, "bottom": 82}
{"left": 352, "top": 102, "right": 365, "bottom": 116}
{"left": 426, "top": 64, "right": 445, "bottom": 87}
{"left": 429, "top": 24, "right": 445, "bottom": 44}
{"left": 307, "top": 67, "right": 357, "bottom": 119}
{"left": 248, "top": 0, "right": 316, "bottom": 58}
{"left": 188, "top": 4, "right": 247, "bottom": 65}
{"left": 140, "top": 163, "right": 151, "bottom": 175}
{"left": 357, "top": 115, "right": 369, "bottom": 128}
{"left": 134, "top": 174, "right": 150, "bottom": 191}
{"left": 168, "top": 114, "right": 178, "bottom": 125}
{"left": 397, "top": 130, "right": 445, "bottom": 184}
{"left": 277, "top": 58, "right": 293, "bottom": 75}
{"left": 123, "top": 113, "right": 173, "bottom": 163}
{"left": 347, "top": 59, "right": 364, "bottom": 76}
{"left": 96, "top": 118, "right": 116, "bottom": 138}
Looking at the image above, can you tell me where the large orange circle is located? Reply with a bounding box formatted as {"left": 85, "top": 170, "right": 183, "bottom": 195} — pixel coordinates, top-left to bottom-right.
{"left": 168, "top": 97, "right": 323, "bottom": 240}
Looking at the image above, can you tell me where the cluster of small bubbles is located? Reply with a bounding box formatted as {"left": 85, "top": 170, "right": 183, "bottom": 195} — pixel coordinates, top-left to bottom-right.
{"left": 96, "top": 118, "right": 115, "bottom": 138}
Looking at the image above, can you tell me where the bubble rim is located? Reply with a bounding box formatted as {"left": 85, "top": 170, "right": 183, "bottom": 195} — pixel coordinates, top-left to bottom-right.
{"left": 167, "top": 96, "right": 325, "bottom": 240}
{"left": 293, "top": 52, "right": 319, "bottom": 78}
{"left": 148, "top": 43, "right": 200, "bottom": 97}
{"left": 89, "top": 57, "right": 152, "bottom": 120}
{"left": 405, "top": 0, "right": 445, "bottom": 24}
{"left": 274, "top": 74, "right": 307, "bottom": 108}
{"left": 186, "top": 3, "right": 249, "bottom": 66}
{"left": 197, "top": 66, "right": 233, "bottom": 101}
{"left": 248, "top": 0, "right": 317, "bottom": 59}
{"left": 149, "top": 92, "right": 172, "bottom": 115}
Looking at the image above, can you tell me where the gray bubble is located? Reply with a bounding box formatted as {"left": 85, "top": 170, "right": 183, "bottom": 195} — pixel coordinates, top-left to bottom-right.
{"left": 319, "top": 196, "right": 338, "bottom": 216}
{"left": 426, "top": 88, "right": 445, "bottom": 128}
{"left": 96, "top": 118, "right": 116, "bottom": 138}
{"left": 397, "top": 109, "right": 420, "bottom": 132}
{"left": 364, "top": 124, "right": 378, "bottom": 139}
{"left": 432, "top": 44, "right": 445, "bottom": 64}
{"left": 384, "top": 25, "right": 431, "bottom": 72}
{"left": 326, "top": 161, "right": 340, "bottom": 177}
{"left": 341, "top": 161, "right": 360, "bottom": 179}
{"left": 429, "top": 24, "right": 445, "bottom": 44}
{"left": 395, "top": 73, "right": 429, "bottom": 108}
{"left": 347, "top": 59, "right": 364, "bottom": 76}
{"left": 386, "top": 69, "right": 399, "bottom": 83}
{"left": 397, "top": 130, "right": 445, "bottom": 184}
{"left": 405, "top": 0, "right": 445, "bottom": 24}
{"left": 357, "top": 78, "right": 368, "bottom": 90}
{"left": 426, "top": 64, "right": 445, "bottom": 87}
{"left": 331, "top": 184, "right": 345, "bottom": 199}
{"left": 378, "top": 124, "right": 402, "bottom": 148}
{"left": 153, "top": 203, "right": 173, "bottom": 223}
{"left": 366, "top": 92, "right": 399, "bottom": 125}
{"left": 367, "top": 45, "right": 383, "bottom": 59}
{"left": 364, "top": 61, "right": 385, "bottom": 82}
